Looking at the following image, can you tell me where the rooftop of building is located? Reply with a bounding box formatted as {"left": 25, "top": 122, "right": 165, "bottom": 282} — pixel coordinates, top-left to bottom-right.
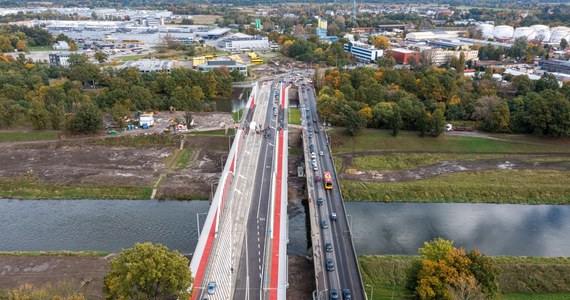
{"left": 122, "top": 59, "right": 174, "bottom": 71}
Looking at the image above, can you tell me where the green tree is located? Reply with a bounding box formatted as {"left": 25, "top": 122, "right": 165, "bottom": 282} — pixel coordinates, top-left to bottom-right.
{"left": 28, "top": 100, "right": 49, "bottom": 129}
{"left": 431, "top": 104, "right": 446, "bottom": 137}
{"left": 49, "top": 102, "right": 66, "bottom": 130}
{"left": 110, "top": 102, "right": 130, "bottom": 130}
{"left": 94, "top": 51, "right": 109, "bottom": 64}
{"left": 391, "top": 105, "right": 403, "bottom": 136}
{"left": 0, "top": 99, "right": 24, "bottom": 128}
{"left": 416, "top": 109, "right": 431, "bottom": 137}
{"left": 103, "top": 242, "right": 192, "bottom": 300}
{"left": 345, "top": 109, "right": 367, "bottom": 136}
{"left": 486, "top": 101, "right": 511, "bottom": 133}
{"left": 67, "top": 102, "right": 102, "bottom": 134}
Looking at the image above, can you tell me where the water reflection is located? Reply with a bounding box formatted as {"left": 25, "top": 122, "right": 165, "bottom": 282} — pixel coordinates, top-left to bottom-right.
{"left": 0, "top": 199, "right": 209, "bottom": 253}
{"left": 347, "top": 202, "right": 570, "bottom": 257}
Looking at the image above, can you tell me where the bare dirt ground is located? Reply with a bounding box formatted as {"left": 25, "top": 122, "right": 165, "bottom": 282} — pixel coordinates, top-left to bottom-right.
{"left": 0, "top": 255, "right": 111, "bottom": 299}
{"left": 0, "top": 142, "right": 170, "bottom": 187}
{"left": 287, "top": 256, "right": 316, "bottom": 300}
{"left": 335, "top": 151, "right": 570, "bottom": 182}
{"left": 156, "top": 135, "right": 230, "bottom": 200}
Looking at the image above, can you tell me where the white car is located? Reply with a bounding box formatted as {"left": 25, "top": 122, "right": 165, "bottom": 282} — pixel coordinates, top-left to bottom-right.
{"left": 319, "top": 151, "right": 324, "bottom": 156}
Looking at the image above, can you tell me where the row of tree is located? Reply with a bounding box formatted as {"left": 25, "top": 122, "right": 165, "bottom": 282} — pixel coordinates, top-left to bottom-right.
{"left": 315, "top": 65, "right": 570, "bottom": 137}
{"left": 0, "top": 52, "right": 236, "bottom": 133}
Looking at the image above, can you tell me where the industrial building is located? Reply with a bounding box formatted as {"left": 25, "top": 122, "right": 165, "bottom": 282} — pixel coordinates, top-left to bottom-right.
{"left": 405, "top": 31, "right": 461, "bottom": 41}
{"left": 343, "top": 41, "right": 384, "bottom": 63}
{"left": 387, "top": 48, "right": 420, "bottom": 64}
{"left": 217, "top": 34, "right": 269, "bottom": 51}
{"left": 122, "top": 59, "right": 175, "bottom": 73}
{"left": 48, "top": 52, "right": 73, "bottom": 67}
{"left": 541, "top": 59, "right": 570, "bottom": 75}
{"left": 197, "top": 59, "right": 248, "bottom": 75}
{"left": 424, "top": 49, "right": 479, "bottom": 65}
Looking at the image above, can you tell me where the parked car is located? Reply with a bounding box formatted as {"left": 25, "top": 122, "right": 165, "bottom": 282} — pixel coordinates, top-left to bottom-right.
{"left": 207, "top": 282, "right": 217, "bottom": 295}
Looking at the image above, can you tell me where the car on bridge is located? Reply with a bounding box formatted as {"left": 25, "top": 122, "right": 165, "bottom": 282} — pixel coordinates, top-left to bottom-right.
{"left": 326, "top": 258, "right": 335, "bottom": 271}
{"left": 321, "top": 220, "right": 329, "bottom": 229}
{"left": 207, "top": 282, "right": 217, "bottom": 295}
{"left": 325, "top": 242, "right": 333, "bottom": 252}
{"left": 343, "top": 288, "right": 352, "bottom": 299}
{"left": 329, "top": 289, "right": 339, "bottom": 300}
{"left": 330, "top": 212, "right": 337, "bottom": 221}
{"left": 317, "top": 197, "right": 323, "bottom": 206}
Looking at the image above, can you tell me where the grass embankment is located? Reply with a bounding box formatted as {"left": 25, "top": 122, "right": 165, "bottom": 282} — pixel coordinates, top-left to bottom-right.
{"left": 330, "top": 129, "right": 570, "bottom": 154}
{"left": 331, "top": 129, "right": 570, "bottom": 203}
{"left": 189, "top": 128, "right": 235, "bottom": 136}
{"left": 289, "top": 108, "right": 302, "bottom": 126}
{"left": 0, "top": 131, "right": 60, "bottom": 142}
{"left": 0, "top": 176, "right": 153, "bottom": 200}
{"left": 233, "top": 108, "right": 245, "bottom": 123}
{"left": 342, "top": 170, "right": 570, "bottom": 204}
{"left": 88, "top": 135, "right": 177, "bottom": 147}
{"left": 359, "top": 255, "right": 570, "bottom": 300}
{"left": 0, "top": 251, "right": 109, "bottom": 257}
{"left": 173, "top": 147, "right": 198, "bottom": 170}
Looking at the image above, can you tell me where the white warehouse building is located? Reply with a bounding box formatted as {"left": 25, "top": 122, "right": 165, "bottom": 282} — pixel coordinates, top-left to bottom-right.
{"left": 217, "top": 33, "right": 269, "bottom": 51}
{"left": 343, "top": 41, "right": 384, "bottom": 63}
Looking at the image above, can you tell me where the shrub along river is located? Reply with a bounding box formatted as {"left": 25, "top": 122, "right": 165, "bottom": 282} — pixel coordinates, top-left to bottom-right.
{"left": 1, "top": 200, "right": 569, "bottom": 257}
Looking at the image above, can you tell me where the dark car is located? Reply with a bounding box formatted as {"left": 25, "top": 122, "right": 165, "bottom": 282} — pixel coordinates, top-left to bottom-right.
{"left": 342, "top": 288, "right": 352, "bottom": 299}
{"left": 315, "top": 175, "right": 321, "bottom": 182}
{"left": 330, "top": 212, "right": 337, "bottom": 221}
{"left": 326, "top": 258, "right": 335, "bottom": 271}
{"left": 325, "top": 242, "right": 333, "bottom": 252}
{"left": 317, "top": 197, "right": 324, "bottom": 206}
{"left": 330, "top": 289, "right": 339, "bottom": 300}
{"left": 321, "top": 220, "right": 329, "bottom": 229}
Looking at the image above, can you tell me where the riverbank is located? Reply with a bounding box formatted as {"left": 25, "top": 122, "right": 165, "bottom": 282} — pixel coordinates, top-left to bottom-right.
{"left": 329, "top": 129, "right": 570, "bottom": 204}
{"left": 0, "top": 134, "right": 230, "bottom": 200}
{"left": 0, "top": 254, "right": 314, "bottom": 299}
{"left": 359, "top": 255, "right": 570, "bottom": 300}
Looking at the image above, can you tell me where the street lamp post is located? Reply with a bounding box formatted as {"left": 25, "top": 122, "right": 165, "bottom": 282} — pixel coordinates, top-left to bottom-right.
{"left": 366, "top": 284, "right": 374, "bottom": 300}
{"left": 220, "top": 154, "right": 227, "bottom": 172}
{"left": 196, "top": 212, "right": 207, "bottom": 235}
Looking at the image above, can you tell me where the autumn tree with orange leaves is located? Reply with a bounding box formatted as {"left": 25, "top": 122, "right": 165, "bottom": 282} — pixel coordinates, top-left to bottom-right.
{"left": 406, "top": 238, "right": 499, "bottom": 300}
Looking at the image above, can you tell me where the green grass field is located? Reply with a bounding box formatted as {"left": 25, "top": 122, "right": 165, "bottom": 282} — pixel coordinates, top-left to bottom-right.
{"left": 0, "top": 177, "right": 153, "bottom": 200}
{"left": 0, "top": 131, "right": 60, "bottom": 142}
{"left": 189, "top": 128, "right": 235, "bottom": 136}
{"left": 174, "top": 148, "right": 198, "bottom": 170}
{"left": 359, "top": 255, "right": 570, "bottom": 300}
{"left": 330, "top": 129, "right": 570, "bottom": 154}
{"left": 341, "top": 170, "right": 570, "bottom": 204}
{"left": 27, "top": 45, "right": 54, "bottom": 52}
{"left": 289, "top": 108, "right": 302, "bottom": 126}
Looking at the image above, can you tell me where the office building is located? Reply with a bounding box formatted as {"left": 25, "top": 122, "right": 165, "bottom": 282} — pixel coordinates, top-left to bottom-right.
{"left": 343, "top": 41, "right": 384, "bottom": 63}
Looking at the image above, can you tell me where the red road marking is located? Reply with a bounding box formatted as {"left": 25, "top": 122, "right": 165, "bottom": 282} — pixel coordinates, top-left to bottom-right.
{"left": 190, "top": 209, "right": 218, "bottom": 300}
{"left": 270, "top": 130, "right": 284, "bottom": 300}
{"left": 250, "top": 96, "right": 255, "bottom": 109}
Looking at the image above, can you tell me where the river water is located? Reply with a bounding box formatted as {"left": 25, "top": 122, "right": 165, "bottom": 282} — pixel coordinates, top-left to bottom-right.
{"left": 1, "top": 200, "right": 570, "bottom": 257}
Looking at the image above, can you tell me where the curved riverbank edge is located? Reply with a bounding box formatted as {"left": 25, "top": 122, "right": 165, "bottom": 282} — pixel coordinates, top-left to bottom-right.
{"left": 359, "top": 255, "right": 570, "bottom": 299}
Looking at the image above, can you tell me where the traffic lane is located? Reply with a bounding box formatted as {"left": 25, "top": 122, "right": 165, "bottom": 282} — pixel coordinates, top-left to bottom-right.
{"left": 234, "top": 82, "right": 276, "bottom": 299}
{"left": 316, "top": 131, "right": 366, "bottom": 300}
